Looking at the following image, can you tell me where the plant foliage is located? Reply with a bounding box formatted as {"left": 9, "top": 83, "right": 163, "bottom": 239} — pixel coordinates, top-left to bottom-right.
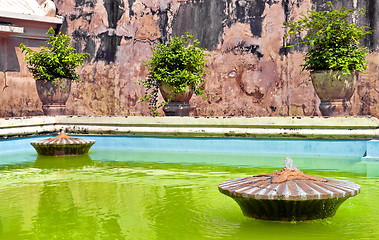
{"left": 19, "top": 27, "right": 89, "bottom": 82}
{"left": 283, "top": 2, "right": 371, "bottom": 74}
{"left": 140, "top": 34, "right": 207, "bottom": 115}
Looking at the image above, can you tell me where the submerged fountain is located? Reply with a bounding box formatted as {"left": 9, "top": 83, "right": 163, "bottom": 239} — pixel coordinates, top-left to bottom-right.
{"left": 31, "top": 132, "right": 95, "bottom": 156}
{"left": 218, "top": 158, "right": 360, "bottom": 221}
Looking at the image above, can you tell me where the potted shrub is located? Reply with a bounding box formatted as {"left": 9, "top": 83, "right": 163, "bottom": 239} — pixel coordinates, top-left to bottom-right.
{"left": 283, "top": 2, "right": 371, "bottom": 116}
{"left": 140, "top": 34, "right": 207, "bottom": 116}
{"left": 19, "top": 27, "right": 88, "bottom": 115}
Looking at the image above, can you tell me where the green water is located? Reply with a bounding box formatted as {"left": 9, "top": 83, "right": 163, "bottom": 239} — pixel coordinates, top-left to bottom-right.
{"left": 0, "top": 149, "right": 378, "bottom": 240}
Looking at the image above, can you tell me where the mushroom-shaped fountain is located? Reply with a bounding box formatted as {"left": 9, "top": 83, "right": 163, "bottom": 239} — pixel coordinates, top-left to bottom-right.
{"left": 218, "top": 158, "right": 360, "bottom": 221}
{"left": 31, "top": 132, "right": 95, "bottom": 156}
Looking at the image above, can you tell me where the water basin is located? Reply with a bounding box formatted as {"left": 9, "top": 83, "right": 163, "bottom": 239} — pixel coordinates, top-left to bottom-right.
{"left": 0, "top": 136, "right": 378, "bottom": 240}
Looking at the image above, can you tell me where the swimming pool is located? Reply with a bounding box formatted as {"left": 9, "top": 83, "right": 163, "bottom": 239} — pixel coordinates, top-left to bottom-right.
{"left": 0, "top": 135, "right": 378, "bottom": 239}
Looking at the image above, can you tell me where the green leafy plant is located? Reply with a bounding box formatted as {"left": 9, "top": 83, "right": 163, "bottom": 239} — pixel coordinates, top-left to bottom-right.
{"left": 19, "top": 27, "right": 89, "bottom": 83}
{"left": 283, "top": 2, "right": 371, "bottom": 74}
{"left": 139, "top": 34, "right": 207, "bottom": 115}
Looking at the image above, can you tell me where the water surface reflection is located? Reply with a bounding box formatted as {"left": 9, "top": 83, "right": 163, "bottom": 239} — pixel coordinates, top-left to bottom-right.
{"left": 0, "top": 150, "right": 377, "bottom": 239}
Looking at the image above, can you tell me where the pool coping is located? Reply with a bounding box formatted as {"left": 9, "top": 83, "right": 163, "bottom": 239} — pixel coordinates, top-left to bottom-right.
{"left": 1, "top": 116, "right": 379, "bottom": 139}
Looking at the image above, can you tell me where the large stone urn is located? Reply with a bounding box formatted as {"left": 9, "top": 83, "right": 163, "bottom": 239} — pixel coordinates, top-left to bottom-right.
{"left": 310, "top": 70, "right": 357, "bottom": 116}
{"left": 159, "top": 83, "right": 193, "bottom": 116}
{"left": 36, "top": 78, "right": 71, "bottom": 115}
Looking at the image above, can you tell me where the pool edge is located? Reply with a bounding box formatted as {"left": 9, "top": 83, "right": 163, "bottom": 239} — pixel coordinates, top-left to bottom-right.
{"left": 1, "top": 116, "right": 379, "bottom": 140}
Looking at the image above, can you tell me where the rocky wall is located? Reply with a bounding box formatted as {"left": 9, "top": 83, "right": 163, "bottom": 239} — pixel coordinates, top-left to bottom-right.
{"left": 0, "top": 0, "right": 378, "bottom": 117}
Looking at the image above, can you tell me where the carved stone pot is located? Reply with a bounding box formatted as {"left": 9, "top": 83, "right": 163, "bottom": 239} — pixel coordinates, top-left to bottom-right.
{"left": 36, "top": 78, "right": 71, "bottom": 115}
{"left": 159, "top": 83, "right": 193, "bottom": 116}
{"left": 310, "top": 70, "right": 357, "bottom": 116}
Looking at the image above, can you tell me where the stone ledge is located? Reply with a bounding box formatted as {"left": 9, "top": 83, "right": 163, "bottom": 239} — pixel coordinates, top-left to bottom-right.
{"left": 0, "top": 11, "right": 63, "bottom": 24}
{"left": 1, "top": 116, "right": 379, "bottom": 139}
{"left": 52, "top": 116, "right": 379, "bottom": 129}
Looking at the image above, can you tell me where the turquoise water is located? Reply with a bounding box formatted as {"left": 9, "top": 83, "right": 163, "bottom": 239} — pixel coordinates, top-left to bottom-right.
{"left": 0, "top": 136, "right": 378, "bottom": 239}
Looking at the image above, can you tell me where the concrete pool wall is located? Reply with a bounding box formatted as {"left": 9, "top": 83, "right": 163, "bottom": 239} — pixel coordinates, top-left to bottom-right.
{"left": 0, "top": 116, "right": 379, "bottom": 137}
{"left": 1, "top": 116, "right": 379, "bottom": 161}
{"left": 1, "top": 116, "right": 379, "bottom": 139}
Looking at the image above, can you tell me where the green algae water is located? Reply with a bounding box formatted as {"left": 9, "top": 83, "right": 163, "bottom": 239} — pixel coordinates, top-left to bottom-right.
{"left": 0, "top": 147, "right": 378, "bottom": 239}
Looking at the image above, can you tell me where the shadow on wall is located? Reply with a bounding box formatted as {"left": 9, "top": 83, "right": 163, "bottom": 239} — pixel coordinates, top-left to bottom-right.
{"left": 0, "top": 37, "right": 20, "bottom": 72}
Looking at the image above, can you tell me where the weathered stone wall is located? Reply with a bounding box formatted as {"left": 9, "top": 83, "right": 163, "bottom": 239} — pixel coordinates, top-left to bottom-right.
{"left": 0, "top": 38, "right": 46, "bottom": 117}
{"left": 1, "top": 0, "right": 378, "bottom": 117}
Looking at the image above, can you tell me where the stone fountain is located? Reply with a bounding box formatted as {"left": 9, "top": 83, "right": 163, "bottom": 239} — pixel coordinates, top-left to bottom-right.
{"left": 31, "top": 132, "right": 95, "bottom": 156}
{"left": 218, "top": 158, "right": 360, "bottom": 221}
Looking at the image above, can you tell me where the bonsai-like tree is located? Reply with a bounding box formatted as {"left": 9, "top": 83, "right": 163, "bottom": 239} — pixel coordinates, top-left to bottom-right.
{"left": 139, "top": 34, "right": 207, "bottom": 115}
{"left": 19, "top": 27, "right": 88, "bottom": 83}
{"left": 283, "top": 2, "right": 371, "bottom": 74}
